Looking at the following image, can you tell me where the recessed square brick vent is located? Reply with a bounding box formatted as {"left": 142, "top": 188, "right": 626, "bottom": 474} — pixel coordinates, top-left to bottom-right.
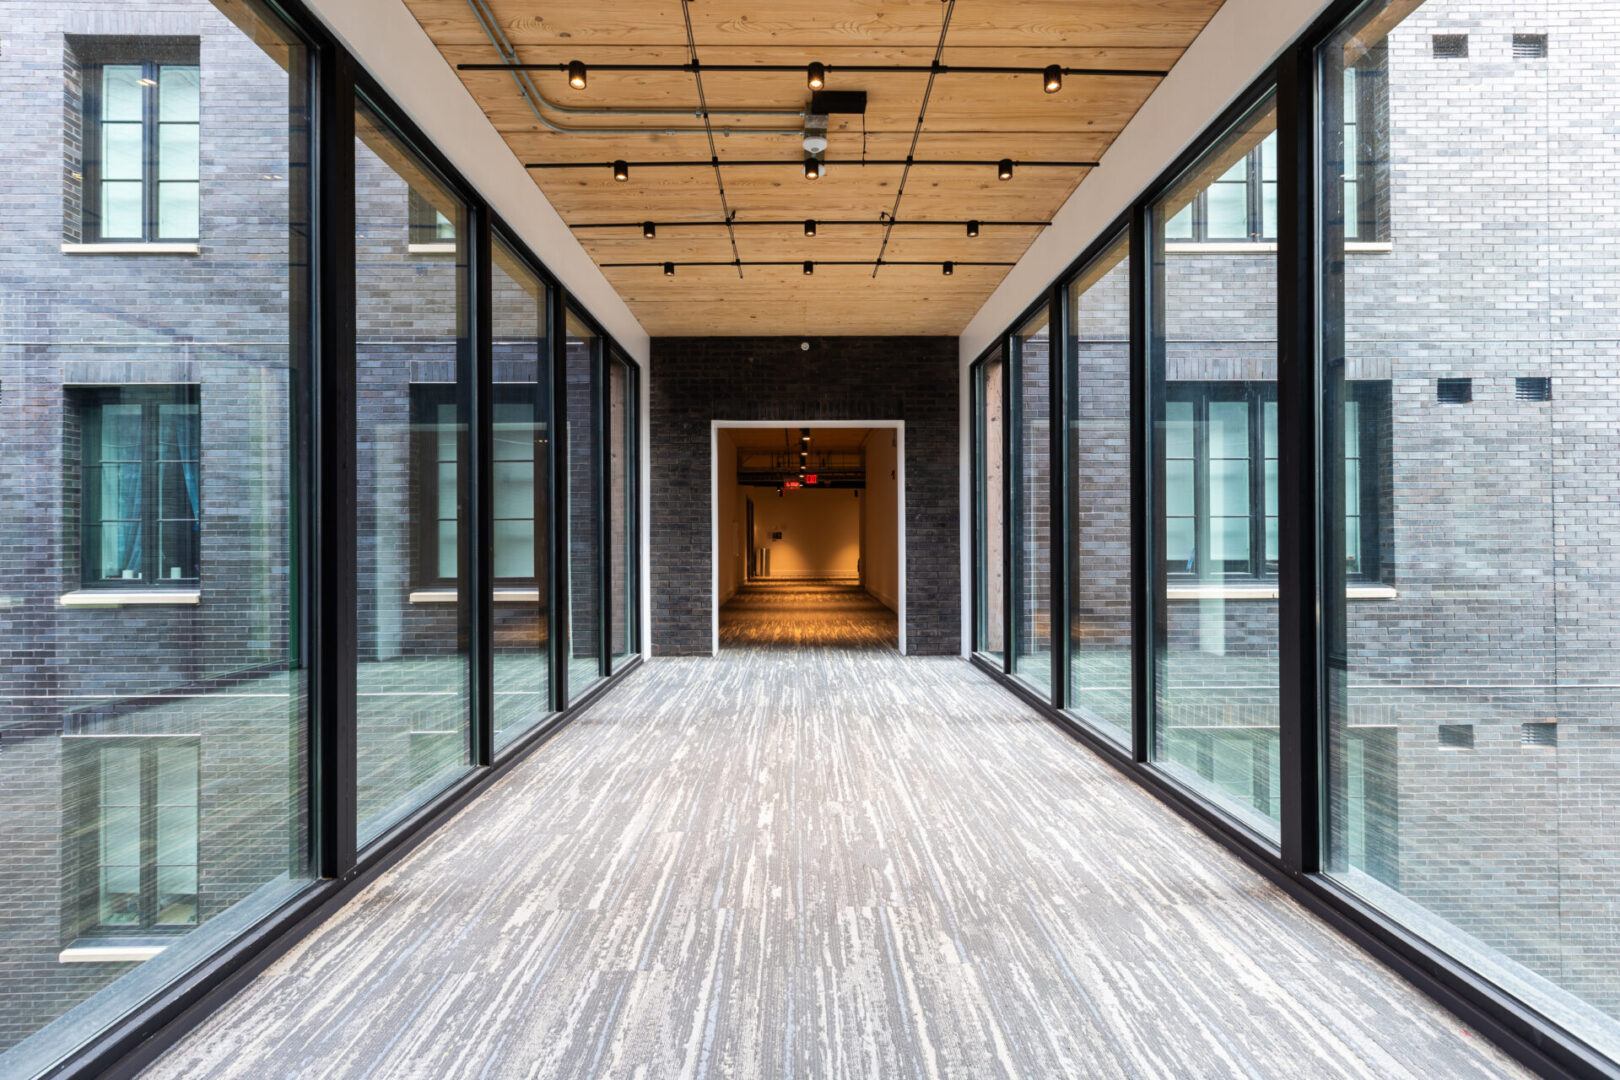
{"left": 1513, "top": 33, "right": 1548, "bottom": 59}
{"left": 1437, "top": 377, "right": 1472, "bottom": 404}
{"left": 1439, "top": 724, "right": 1475, "bottom": 749}
{"left": 1433, "top": 34, "right": 1469, "bottom": 58}
{"left": 1515, "top": 377, "right": 1551, "bottom": 401}
{"left": 1521, "top": 722, "right": 1557, "bottom": 748}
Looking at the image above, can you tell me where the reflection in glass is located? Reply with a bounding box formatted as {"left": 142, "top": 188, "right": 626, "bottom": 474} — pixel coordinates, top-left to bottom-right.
{"left": 974, "top": 350, "right": 1005, "bottom": 660}
{"left": 0, "top": 2, "right": 310, "bottom": 1072}
{"left": 1319, "top": 0, "right": 1620, "bottom": 1057}
{"left": 1012, "top": 310, "right": 1052, "bottom": 693}
{"left": 491, "top": 238, "right": 551, "bottom": 750}
{"left": 353, "top": 95, "right": 471, "bottom": 844}
{"left": 565, "top": 313, "right": 602, "bottom": 700}
{"left": 1150, "top": 94, "right": 1281, "bottom": 837}
{"left": 608, "top": 355, "right": 636, "bottom": 669}
{"left": 1065, "top": 235, "right": 1133, "bottom": 743}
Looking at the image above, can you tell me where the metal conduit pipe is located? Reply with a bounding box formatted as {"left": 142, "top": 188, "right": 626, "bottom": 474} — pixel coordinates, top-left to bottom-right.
{"left": 465, "top": 0, "right": 804, "bottom": 136}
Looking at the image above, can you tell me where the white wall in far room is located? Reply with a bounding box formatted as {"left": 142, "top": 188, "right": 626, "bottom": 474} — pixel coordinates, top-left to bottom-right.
{"left": 755, "top": 488, "right": 861, "bottom": 579}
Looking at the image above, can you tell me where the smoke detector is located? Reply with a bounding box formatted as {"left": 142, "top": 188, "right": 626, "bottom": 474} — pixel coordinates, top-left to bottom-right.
{"left": 802, "top": 133, "right": 829, "bottom": 155}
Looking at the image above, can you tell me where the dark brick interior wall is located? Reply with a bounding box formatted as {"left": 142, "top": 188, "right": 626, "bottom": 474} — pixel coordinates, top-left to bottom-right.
{"left": 649, "top": 336, "right": 959, "bottom": 656}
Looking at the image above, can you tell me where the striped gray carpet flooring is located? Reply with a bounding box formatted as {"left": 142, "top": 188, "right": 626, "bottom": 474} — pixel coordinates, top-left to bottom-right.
{"left": 143, "top": 644, "right": 1528, "bottom": 1079}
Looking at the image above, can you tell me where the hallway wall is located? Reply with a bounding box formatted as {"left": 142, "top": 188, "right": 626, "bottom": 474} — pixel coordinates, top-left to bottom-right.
{"left": 862, "top": 430, "right": 900, "bottom": 612}
{"left": 754, "top": 488, "right": 861, "bottom": 579}
{"left": 650, "top": 336, "right": 959, "bottom": 655}
{"left": 715, "top": 429, "right": 745, "bottom": 603}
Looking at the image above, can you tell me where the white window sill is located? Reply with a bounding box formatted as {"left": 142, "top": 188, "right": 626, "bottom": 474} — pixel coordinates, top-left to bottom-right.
{"left": 409, "top": 588, "right": 540, "bottom": 604}
{"left": 1166, "top": 584, "right": 1398, "bottom": 601}
{"left": 1163, "top": 241, "right": 1392, "bottom": 255}
{"left": 59, "top": 943, "right": 167, "bottom": 964}
{"left": 407, "top": 242, "right": 457, "bottom": 255}
{"left": 59, "top": 589, "right": 201, "bottom": 607}
{"left": 61, "top": 242, "right": 201, "bottom": 256}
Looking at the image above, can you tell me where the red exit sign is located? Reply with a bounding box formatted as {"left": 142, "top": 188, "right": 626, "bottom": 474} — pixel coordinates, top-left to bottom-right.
{"left": 805, "top": 474, "right": 818, "bottom": 485}
{"left": 784, "top": 479, "right": 802, "bottom": 489}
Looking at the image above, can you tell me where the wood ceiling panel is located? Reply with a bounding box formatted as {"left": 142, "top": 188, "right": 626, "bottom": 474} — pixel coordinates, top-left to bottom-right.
{"left": 405, "top": 0, "right": 1226, "bottom": 335}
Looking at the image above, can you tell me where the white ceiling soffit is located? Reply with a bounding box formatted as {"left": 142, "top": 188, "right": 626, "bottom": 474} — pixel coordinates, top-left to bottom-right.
{"left": 958, "top": 0, "right": 1336, "bottom": 363}
{"left": 299, "top": 0, "right": 651, "bottom": 362}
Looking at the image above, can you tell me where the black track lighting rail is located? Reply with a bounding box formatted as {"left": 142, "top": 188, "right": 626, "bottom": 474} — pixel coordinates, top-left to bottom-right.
{"left": 570, "top": 218, "right": 1050, "bottom": 229}
{"left": 528, "top": 158, "right": 1098, "bottom": 170}
{"left": 459, "top": 61, "right": 1168, "bottom": 78}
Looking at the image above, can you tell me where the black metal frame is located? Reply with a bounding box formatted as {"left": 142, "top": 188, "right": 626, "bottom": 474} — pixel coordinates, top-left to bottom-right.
{"left": 28, "top": 0, "right": 645, "bottom": 1075}
{"left": 80, "top": 54, "right": 201, "bottom": 244}
{"left": 962, "top": 0, "right": 1620, "bottom": 1073}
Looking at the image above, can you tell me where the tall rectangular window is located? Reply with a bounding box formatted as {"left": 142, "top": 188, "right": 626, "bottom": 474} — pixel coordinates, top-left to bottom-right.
{"left": 608, "top": 353, "right": 637, "bottom": 670}
{"left": 1065, "top": 234, "right": 1133, "bottom": 745}
{"left": 1011, "top": 309, "right": 1053, "bottom": 694}
{"left": 354, "top": 96, "right": 471, "bottom": 844}
{"left": 1319, "top": 0, "right": 1620, "bottom": 1059}
{"left": 1162, "top": 131, "right": 1278, "bottom": 243}
{"left": 82, "top": 54, "right": 200, "bottom": 242}
{"left": 973, "top": 348, "right": 1006, "bottom": 661}
{"left": 490, "top": 237, "right": 551, "bottom": 749}
{"left": 1150, "top": 93, "right": 1282, "bottom": 838}
{"left": 564, "top": 312, "right": 603, "bottom": 701}
{"left": 0, "top": 2, "right": 310, "bottom": 1073}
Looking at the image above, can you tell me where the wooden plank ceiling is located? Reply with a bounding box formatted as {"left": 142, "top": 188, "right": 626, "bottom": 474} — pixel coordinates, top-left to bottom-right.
{"left": 405, "top": 0, "right": 1226, "bottom": 336}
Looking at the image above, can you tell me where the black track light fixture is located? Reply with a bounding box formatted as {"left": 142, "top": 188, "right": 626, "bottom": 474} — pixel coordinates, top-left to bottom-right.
{"left": 803, "top": 260, "right": 814, "bottom": 276}
{"left": 568, "top": 60, "right": 587, "bottom": 90}
{"left": 807, "top": 61, "right": 826, "bottom": 90}
{"left": 804, "top": 219, "right": 817, "bottom": 237}
{"left": 966, "top": 219, "right": 980, "bottom": 238}
{"left": 1044, "top": 65, "right": 1062, "bottom": 93}
{"left": 613, "top": 160, "right": 629, "bottom": 182}
{"left": 642, "top": 221, "right": 656, "bottom": 239}
{"left": 942, "top": 261, "right": 954, "bottom": 276}
{"left": 663, "top": 261, "right": 675, "bottom": 276}
{"left": 804, "top": 157, "right": 822, "bottom": 180}
{"left": 997, "top": 158, "right": 1014, "bottom": 181}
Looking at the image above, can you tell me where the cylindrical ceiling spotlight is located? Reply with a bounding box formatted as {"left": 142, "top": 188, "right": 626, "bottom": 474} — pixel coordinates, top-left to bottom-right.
{"left": 803, "top": 260, "right": 814, "bottom": 276}
{"left": 804, "top": 219, "right": 817, "bottom": 237}
{"left": 613, "top": 160, "right": 630, "bottom": 182}
{"left": 663, "top": 261, "right": 675, "bottom": 276}
{"left": 1044, "top": 65, "right": 1062, "bottom": 93}
{"left": 642, "top": 221, "right": 656, "bottom": 239}
{"left": 997, "top": 158, "right": 1014, "bottom": 181}
{"left": 942, "top": 261, "right": 954, "bottom": 276}
{"left": 966, "top": 219, "right": 980, "bottom": 238}
{"left": 807, "top": 61, "right": 826, "bottom": 90}
{"left": 568, "top": 60, "right": 587, "bottom": 90}
{"left": 804, "top": 157, "right": 823, "bottom": 180}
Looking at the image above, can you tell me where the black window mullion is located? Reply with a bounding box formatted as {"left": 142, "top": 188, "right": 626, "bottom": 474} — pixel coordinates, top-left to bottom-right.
{"left": 468, "top": 205, "right": 493, "bottom": 768}
{"left": 144, "top": 61, "right": 159, "bottom": 243}
{"left": 1192, "top": 395, "right": 1209, "bottom": 580}
{"left": 595, "top": 336, "right": 610, "bottom": 679}
{"left": 139, "top": 744, "right": 158, "bottom": 929}
{"left": 142, "top": 400, "right": 161, "bottom": 584}
{"left": 549, "top": 286, "right": 571, "bottom": 710}
{"left": 1049, "top": 280, "right": 1069, "bottom": 710}
{"left": 1001, "top": 338, "right": 1016, "bottom": 675}
{"left": 1131, "top": 203, "right": 1153, "bottom": 765}
{"left": 1251, "top": 388, "right": 1266, "bottom": 579}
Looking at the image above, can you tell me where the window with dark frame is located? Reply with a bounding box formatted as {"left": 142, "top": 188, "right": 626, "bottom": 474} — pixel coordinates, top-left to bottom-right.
{"left": 1162, "top": 132, "right": 1278, "bottom": 243}
{"left": 410, "top": 383, "right": 540, "bottom": 588}
{"left": 1165, "top": 380, "right": 1389, "bottom": 582}
{"left": 74, "top": 385, "right": 201, "bottom": 589}
{"left": 408, "top": 188, "right": 457, "bottom": 246}
{"left": 69, "top": 737, "right": 200, "bottom": 934}
{"left": 78, "top": 50, "right": 200, "bottom": 243}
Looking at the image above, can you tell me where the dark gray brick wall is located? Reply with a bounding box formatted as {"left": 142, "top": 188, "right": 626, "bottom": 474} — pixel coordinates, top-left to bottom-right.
{"left": 649, "top": 336, "right": 959, "bottom": 656}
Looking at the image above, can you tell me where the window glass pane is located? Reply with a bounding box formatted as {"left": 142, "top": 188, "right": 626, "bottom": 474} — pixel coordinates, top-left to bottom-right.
{"left": 490, "top": 237, "right": 550, "bottom": 748}
{"left": 1164, "top": 202, "right": 1194, "bottom": 240}
{"left": 1319, "top": 0, "right": 1620, "bottom": 1057}
{"left": 157, "top": 182, "right": 199, "bottom": 239}
{"left": 1151, "top": 94, "right": 1280, "bottom": 839}
{"left": 565, "top": 312, "right": 602, "bottom": 700}
{"left": 1012, "top": 309, "right": 1052, "bottom": 696}
{"left": 609, "top": 356, "right": 636, "bottom": 670}
{"left": 158, "top": 66, "right": 199, "bottom": 122}
{"left": 353, "top": 96, "right": 471, "bottom": 844}
{"left": 1065, "top": 234, "right": 1132, "bottom": 744}
{"left": 0, "top": 6, "right": 310, "bottom": 1074}
{"left": 974, "top": 352, "right": 1005, "bottom": 659}
{"left": 158, "top": 124, "right": 199, "bottom": 181}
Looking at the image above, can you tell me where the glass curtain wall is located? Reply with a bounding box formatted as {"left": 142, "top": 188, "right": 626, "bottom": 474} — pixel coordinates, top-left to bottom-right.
{"left": 973, "top": 348, "right": 1006, "bottom": 661}
{"left": 608, "top": 353, "right": 637, "bottom": 669}
{"left": 1318, "top": 0, "right": 1620, "bottom": 1058}
{"left": 1011, "top": 310, "right": 1053, "bottom": 693}
{"left": 0, "top": 0, "right": 311, "bottom": 1073}
{"left": 564, "top": 313, "right": 603, "bottom": 700}
{"left": 1065, "top": 235, "right": 1133, "bottom": 744}
{"left": 353, "top": 97, "right": 472, "bottom": 844}
{"left": 1149, "top": 95, "right": 1282, "bottom": 838}
{"left": 490, "top": 237, "right": 551, "bottom": 750}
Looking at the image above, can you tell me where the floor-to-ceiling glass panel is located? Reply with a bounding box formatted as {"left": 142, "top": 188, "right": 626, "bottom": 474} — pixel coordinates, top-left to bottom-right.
{"left": 973, "top": 350, "right": 1006, "bottom": 661}
{"left": 353, "top": 97, "right": 471, "bottom": 844}
{"left": 1066, "top": 234, "right": 1133, "bottom": 744}
{"left": 490, "top": 237, "right": 550, "bottom": 750}
{"left": 608, "top": 354, "right": 636, "bottom": 669}
{"left": 1011, "top": 310, "right": 1053, "bottom": 695}
{"left": 1319, "top": 0, "right": 1620, "bottom": 1057}
{"left": 0, "top": 3, "right": 311, "bottom": 1073}
{"left": 564, "top": 313, "right": 602, "bottom": 700}
{"left": 1150, "top": 94, "right": 1281, "bottom": 838}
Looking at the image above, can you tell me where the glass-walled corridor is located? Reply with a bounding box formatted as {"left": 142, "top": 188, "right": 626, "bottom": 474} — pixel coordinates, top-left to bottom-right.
{"left": 0, "top": 0, "right": 641, "bottom": 1075}
{"left": 970, "top": 0, "right": 1620, "bottom": 1069}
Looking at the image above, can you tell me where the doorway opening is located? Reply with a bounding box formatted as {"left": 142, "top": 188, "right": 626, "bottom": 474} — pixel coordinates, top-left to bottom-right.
{"left": 711, "top": 422, "right": 905, "bottom": 653}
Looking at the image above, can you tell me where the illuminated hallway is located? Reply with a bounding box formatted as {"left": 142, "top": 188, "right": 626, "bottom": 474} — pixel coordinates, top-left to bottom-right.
{"left": 142, "top": 649, "right": 1527, "bottom": 1080}
{"left": 719, "top": 580, "right": 898, "bottom": 650}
